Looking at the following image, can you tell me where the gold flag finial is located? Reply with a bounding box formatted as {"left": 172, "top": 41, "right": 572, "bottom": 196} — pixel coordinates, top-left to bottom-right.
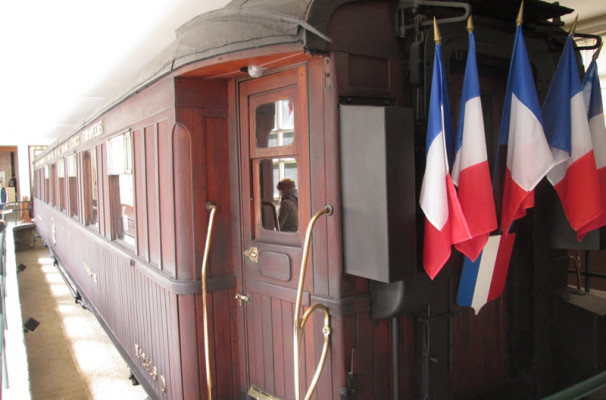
{"left": 434, "top": 17, "right": 442, "bottom": 44}
{"left": 569, "top": 15, "right": 578, "bottom": 36}
{"left": 516, "top": 1, "right": 524, "bottom": 26}
{"left": 467, "top": 15, "right": 474, "bottom": 33}
{"left": 594, "top": 42, "right": 603, "bottom": 61}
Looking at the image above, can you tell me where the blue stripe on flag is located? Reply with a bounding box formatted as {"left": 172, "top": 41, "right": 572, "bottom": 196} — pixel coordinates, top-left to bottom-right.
{"left": 498, "top": 25, "right": 544, "bottom": 148}
{"left": 456, "top": 254, "right": 481, "bottom": 307}
{"left": 426, "top": 42, "right": 455, "bottom": 164}
{"left": 582, "top": 60, "right": 604, "bottom": 120}
{"left": 455, "top": 32, "right": 481, "bottom": 154}
{"left": 542, "top": 35, "right": 578, "bottom": 154}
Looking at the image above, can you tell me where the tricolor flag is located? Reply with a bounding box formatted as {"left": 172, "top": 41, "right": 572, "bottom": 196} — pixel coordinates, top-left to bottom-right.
{"left": 498, "top": 24, "right": 555, "bottom": 235}
{"left": 456, "top": 234, "right": 516, "bottom": 314}
{"left": 543, "top": 34, "right": 601, "bottom": 241}
{"left": 452, "top": 27, "right": 497, "bottom": 261}
{"left": 420, "top": 20, "right": 471, "bottom": 280}
{"left": 579, "top": 57, "right": 606, "bottom": 233}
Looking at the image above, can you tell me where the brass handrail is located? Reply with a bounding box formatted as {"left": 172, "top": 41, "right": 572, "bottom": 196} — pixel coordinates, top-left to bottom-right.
{"left": 293, "top": 205, "right": 333, "bottom": 400}
{"left": 202, "top": 202, "right": 218, "bottom": 400}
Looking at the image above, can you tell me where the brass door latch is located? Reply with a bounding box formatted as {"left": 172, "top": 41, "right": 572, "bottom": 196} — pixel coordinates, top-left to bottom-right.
{"left": 244, "top": 246, "right": 259, "bottom": 263}
{"left": 235, "top": 293, "right": 250, "bottom": 306}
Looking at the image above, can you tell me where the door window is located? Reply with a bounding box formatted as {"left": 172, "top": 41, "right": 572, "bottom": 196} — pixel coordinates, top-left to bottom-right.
{"left": 258, "top": 157, "right": 298, "bottom": 232}
{"left": 248, "top": 86, "right": 305, "bottom": 242}
{"left": 255, "top": 98, "right": 295, "bottom": 149}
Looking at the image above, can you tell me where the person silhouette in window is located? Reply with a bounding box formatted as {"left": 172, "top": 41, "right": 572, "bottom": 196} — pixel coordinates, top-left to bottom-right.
{"left": 277, "top": 178, "right": 298, "bottom": 232}
{"left": 0, "top": 181, "right": 6, "bottom": 221}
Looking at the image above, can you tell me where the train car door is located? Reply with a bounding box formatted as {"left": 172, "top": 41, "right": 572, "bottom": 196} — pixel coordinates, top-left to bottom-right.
{"left": 237, "top": 66, "right": 311, "bottom": 399}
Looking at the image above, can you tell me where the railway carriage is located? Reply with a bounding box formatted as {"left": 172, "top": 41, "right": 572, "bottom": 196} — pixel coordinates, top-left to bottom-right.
{"left": 32, "top": 0, "right": 606, "bottom": 399}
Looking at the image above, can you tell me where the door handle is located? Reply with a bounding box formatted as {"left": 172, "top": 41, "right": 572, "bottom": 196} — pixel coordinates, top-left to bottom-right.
{"left": 244, "top": 246, "right": 259, "bottom": 263}
{"left": 201, "top": 202, "right": 218, "bottom": 400}
{"left": 235, "top": 293, "right": 250, "bottom": 306}
{"left": 293, "top": 205, "right": 333, "bottom": 400}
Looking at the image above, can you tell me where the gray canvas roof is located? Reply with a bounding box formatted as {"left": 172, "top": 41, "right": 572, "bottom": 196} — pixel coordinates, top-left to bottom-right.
{"left": 134, "top": 0, "right": 332, "bottom": 90}
{"left": 63, "top": 0, "right": 340, "bottom": 145}
{"left": 46, "top": 0, "right": 574, "bottom": 150}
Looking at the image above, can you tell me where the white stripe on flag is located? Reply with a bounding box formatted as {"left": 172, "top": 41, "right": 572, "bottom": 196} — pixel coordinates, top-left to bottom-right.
{"left": 420, "top": 129, "right": 449, "bottom": 230}
{"left": 470, "top": 235, "right": 500, "bottom": 314}
{"left": 507, "top": 93, "right": 555, "bottom": 191}
{"left": 547, "top": 92, "right": 595, "bottom": 185}
{"left": 452, "top": 97, "right": 487, "bottom": 183}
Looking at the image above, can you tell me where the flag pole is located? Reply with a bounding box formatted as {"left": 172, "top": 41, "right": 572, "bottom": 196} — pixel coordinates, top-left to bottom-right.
{"left": 568, "top": 15, "right": 578, "bottom": 36}
{"left": 594, "top": 42, "right": 603, "bottom": 61}
{"left": 433, "top": 17, "right": 441, "bottom": 44}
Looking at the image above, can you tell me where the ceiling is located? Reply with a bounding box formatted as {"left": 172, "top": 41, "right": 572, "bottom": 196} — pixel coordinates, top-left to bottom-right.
{"left": 0, "top": 0, "right": 604, "bottom": 148}
{"left": 0, "top": 0, "right": 230, "bottom": 147}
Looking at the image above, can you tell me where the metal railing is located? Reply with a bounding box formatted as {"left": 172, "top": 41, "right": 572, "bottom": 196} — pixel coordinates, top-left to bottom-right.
{"left": 0, "top": 201, "right": 34, "bottom": 227}
{"left": 542, "top": 370, "right": 606, "bottom": 400}
{"left": 567, "top": 250, "right": 606, "bottom": 294}
{"left": 0, "top": 228, "right": 7, "bottom": 390}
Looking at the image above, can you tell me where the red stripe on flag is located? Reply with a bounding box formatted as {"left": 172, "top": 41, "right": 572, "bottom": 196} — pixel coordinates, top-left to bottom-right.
{"left": 501, "top": 169, "right": 534, "bottom": 234}
{"left": 446, "top": 174, "right": 471, "bottom": 244}
{"left": 423, "top": 175, "right": 471, "bottom": 280}
{"left": 553, "top": 151, "right": 602, "bottom": 241}
{"left": 455, "top": 161, "right": 496, "bottom": 261}
{"left": 578, "top": 168, "right": 606, "bottom": 235}
{"left": 487, "top": 233, "right": 516, "bottom": 302}
{"left": 423, "top": 218, "right": 451, "bottom": 280}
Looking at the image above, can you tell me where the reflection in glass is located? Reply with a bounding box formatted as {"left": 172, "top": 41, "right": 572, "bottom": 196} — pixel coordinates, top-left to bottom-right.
{"left": 256, "top": 98, "right": 295, "bottom": 149}
{"left": 259, "top": 158, "right": 298, "bottom": 232}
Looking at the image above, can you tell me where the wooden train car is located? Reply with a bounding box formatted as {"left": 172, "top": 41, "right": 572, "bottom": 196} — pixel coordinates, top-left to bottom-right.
{"left": 32, "top": 0, "right": 605, "bottom": 399}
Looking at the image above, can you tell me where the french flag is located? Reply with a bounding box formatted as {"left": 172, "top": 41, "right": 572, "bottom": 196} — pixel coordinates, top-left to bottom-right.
{"left": 543, "top": 34, "right": 601, "bottom": 241}
{"left": 498, "top": 24, "right": 555, "bottom": 235}
{"left": 452, "top": 28, "right": 497, "bottom": 261}
{"left": 456, "top": 234, "right": 516, "bottom": 314}
{"left": 420, "top": 22, "right": 471, "bottom": 280}
{"left": 579, "top": 58, "right": 606, "bottom": 233}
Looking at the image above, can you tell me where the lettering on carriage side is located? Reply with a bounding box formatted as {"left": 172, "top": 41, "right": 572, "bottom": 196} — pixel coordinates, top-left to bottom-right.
{"left": 134, "top": 343, "right": 166, "bottom": 392}
{"left": 81, "top": 120, "right": 103, "bottom": 143}
{"left": 83, "top": 262, "right": 98, "bottom": 284}
{"left": 69, "top": 135, "right": 81, "bottom": 150}
{"left": 36, "top": 120, "right": 103, "bottom": 167}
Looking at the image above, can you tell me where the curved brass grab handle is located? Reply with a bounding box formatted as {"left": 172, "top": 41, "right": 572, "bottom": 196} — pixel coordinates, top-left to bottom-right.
{"left": 202, "top": 202, "right": 218, "bottom": 400}
{"left": 293, "top": 205, "right": 333, "bottom": 400}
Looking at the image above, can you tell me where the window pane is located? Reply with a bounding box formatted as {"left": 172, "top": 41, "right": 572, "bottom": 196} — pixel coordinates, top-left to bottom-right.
{"left": 69, "top": 177, "right": 79, "bottom": 217}
{"left": 111, "top": 172, "right": 135, "bottom": 246}
{"left": 67, "top": 154, "right": 79, "bottom": 217}
{"left": 259, "top": 157, "right": 298, "bottom": 232}
{"left": 58, "top": 160, "right": 66, "bottom": 211}
{"left": 119, "top": 174, "right": 135, "bottom": 245}
{"left": 86, "top": 149, "right": 98, "bottom": 227}
{"left": 108, "top": 131, "right": 135, "bottom": 246}
{"left": 255, "top": 98, "right": 295, "bottom": 149}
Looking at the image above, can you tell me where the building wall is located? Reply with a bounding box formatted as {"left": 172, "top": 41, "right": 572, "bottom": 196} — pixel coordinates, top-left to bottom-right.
{"left": 0, "top": 147, "right": 19, "bottom": 200}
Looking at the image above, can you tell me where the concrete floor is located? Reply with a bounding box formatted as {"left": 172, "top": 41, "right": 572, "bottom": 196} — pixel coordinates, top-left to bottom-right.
{"left": 1, "top": 223, "right": 149, "bottom": 400}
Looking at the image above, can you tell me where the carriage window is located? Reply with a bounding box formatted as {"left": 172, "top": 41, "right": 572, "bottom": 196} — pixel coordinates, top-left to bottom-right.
{"left": 259, "top": 158, "right": 298, "bottom": 232}
{"left": 255, "top": 98, "right": 295, "bottom": 149}
{"left": 67, "top": 154, "right": 79, "bottom": 218}
{"left": 57, "top": 159, "right": 66, "bottom": 211}
{"left": 108, "top": 132, "right": 135, "bottom": 246}
{"left": 84, "top": 149, "right": 98, "bottom": 227}
{"left": 44, "top": 165, "right": 50, "bottom": 203}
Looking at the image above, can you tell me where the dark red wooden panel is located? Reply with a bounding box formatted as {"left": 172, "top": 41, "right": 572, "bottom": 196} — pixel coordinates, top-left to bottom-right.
{"left": 145, "top": 125, "right": 161, "bottom": 267}
{"left": 158, "top": 119, "right": 176, "bottom": 276}
{"left": 133, "top": 128, "right": 149, "bottom": 261}
{"left": 172, "top": 121, "right": 195, "bottom": 281}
